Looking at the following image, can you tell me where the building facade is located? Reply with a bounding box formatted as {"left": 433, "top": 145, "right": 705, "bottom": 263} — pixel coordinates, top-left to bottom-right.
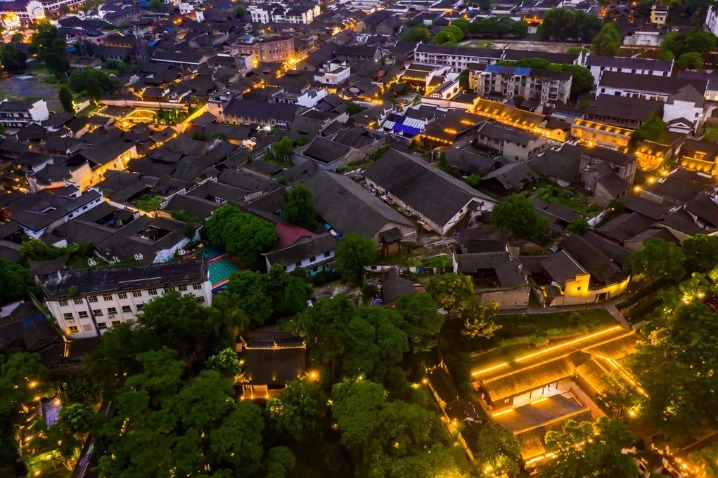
{"left": 0, "top": 100, "right": 50, "bottom": 127}
{"left": 42, "top": 261, "right": 212, "bottom": 338}
{"left": 470, "top": 65, "right": 572, "bottom": 104}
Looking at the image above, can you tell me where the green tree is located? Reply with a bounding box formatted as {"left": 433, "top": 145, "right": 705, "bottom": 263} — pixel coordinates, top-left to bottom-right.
{"left": 264, "top": 446, "right": 297, "bottom": 478}
{"left": 677, "top": 51, "right": 704, "bottom": 69}
{"left": 624, "top": 237, "right": 685, "bottom": 283}
{"left": 538, "top": 8, "right": 601, "bottom": 42}
{"left": 346, "top": 101, "right": 366, "bottom": 116}
{"left": 683, "top": 234, "right": 718, "bottom": 273}
{"left": 395, "top": 292, "right": 443, "bottom": 353}
{"left": 233, "top": 4, "right": 246, "bottom": 16}
{"left": 267, "top": 379, "right": 327, "bottom": 443}
{"left": 426, "top": 273, "right": 475, "bottom": 318}
{"left": 28, "top": 23, "right": 69, "bottom": 78}
{"left": 342, "top": 306, "right": 408, "bottom": 385}
{"left": 562, "top": 64, "right": 594, "bottom": 99}
{"left": 283, "top": 185, "right": 316, "bottom": 230}
{"left": 566, "top": 217, "right": 589, "bottom": 235}
{"left": 401, "top": 26, "right": 431, "bottom": 42}
{"left": 0, "top": 258, "right": 37, "bottom": 303}
{"left": 541, "top": 418, "right": 636, "bottom": 478}
{"left": 591, "top": 22, "right": 621, "bottom": 56}
{"left": 86, "top": 77, "right": 101, "bottom": 103}
{"left": 266, "top": 136, "right": 294, "bottom": 162}
{"left": 58, "top": 403, "right": 94, "bottom": 434}
{"left": 466, "top": 173, "right": 482, "bottom": 189}
{"left": 450, "top": 18, "right": 470, "bottom": 36}
{"left": 205, "top": 205, "right": 278, "bottom": 270}
{"left": 206, "top": 348, "right": 241, "bottom": 378}
{"left": 334, "top": 232, "right": 376, "bottom": 283}
{"left": 135, "top": 194, "right": 165, "bottom": 211}
{"left": 0, "top": 44, "right": 27, "bottom": 73}
{"left": 21, "top": 238, "right": 63, "bottom": 261}
{"left": 460, "top": 300, "right": 500, "bottom": 340}
{"left": 59, "top": 86, "right": 74, "bottom": 113}
{"left": 512, "top": 20, "right": 529, "bottom": 38}
{"left": 149, "top": 0, "right": 163, "bottom": 9}
{"left": 474, "top": 422, "right": 522, "bottom": 477}
{"left": 226, "top": 270, "right": 274, "bottom": 327}
{"left": 292, "top": 294, "right": 354, "bottom": 380}
{"left": 10, "top": 32, "right": 23, "bottom": 42}
{"left": 490, "top": 194, "right": 548, "bottom": 241}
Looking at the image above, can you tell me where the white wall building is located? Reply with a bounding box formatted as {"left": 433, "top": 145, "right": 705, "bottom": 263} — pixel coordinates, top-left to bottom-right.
{"left": 0, "top": 99, "right": 50, "bottom": 127}
{"left": 706, "top": 5, "right": 718, "bottom": 36}
{"left": 314, "top": 61, "right": 351, "bottom": 85}
{"left": 586, "top": 56, "right": 673, "bottom": 87}
{"left": 42, "top": 261, "right": 213, "bottom": 338}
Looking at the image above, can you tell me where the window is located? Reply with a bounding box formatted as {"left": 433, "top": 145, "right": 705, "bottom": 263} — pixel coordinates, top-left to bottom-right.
{"left": 148, "top": 289, "right": 158, "bottom": 296}
{"left": 197, "top": 297, "right": 205, "bottom": 303}
{"left": 78, "top": 311, "right": 88, "bottom": 318}
{"left": 132, "top": 290, "right": 142, "bottom": 298}
{"left": 295, "top": 261, "right": 302, "bottom": 267}
{"left": 63, "top": 313, "right": 74, "bottom": 320}
{"left": 136, "top": 304, "right": 144, "bottom": 311}
{"left": 193, "top": 283, "right": 202, "bottom": 290}
{"left": 112, "top": 320, "right": 121, "bottom": 326}
{"left": 74, "top": 298, "right": 83, "bottom": 305}
{"left": 178, "top": 285, "right": 188, "bottom": 291}
{"left": 103, "top": 294, "right": 113, "bottom": 301}
{"left": 59, "top": 300, "right": 69, "bottom": 307}
{"left": 88, "top": 296, "right": 98, "bottom": 303}
{"left": 310, "top": 256, "right": 316, "bottom": 262}
{"left": 122, "top": 305, "right": 132, "bottom": 313}
{"left": 324, "top": 251, "right": 331, "bottom": 257}
{"left": 97, "top": 322, "right": 107, "bottom": 330}
{"left": 107, "top": 307, "right": 117, "bottom": 315}
{"left": 118, "top": 292, "right": 128, "bottom": 299}
{"left": 68, "top": 326, "right": 79, "bottom": 333}
{"left": 93, "top": 309, "right": 103, "bottom": 316}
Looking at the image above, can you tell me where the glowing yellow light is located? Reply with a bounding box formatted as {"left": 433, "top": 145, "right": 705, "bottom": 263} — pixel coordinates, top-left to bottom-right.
{"left": 492, "top": 409, "right": 514, "bottom": 417}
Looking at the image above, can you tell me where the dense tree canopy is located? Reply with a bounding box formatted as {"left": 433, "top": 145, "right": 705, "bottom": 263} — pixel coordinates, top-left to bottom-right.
{"left": 540, "top": 418, "right": 637, "bottom": 478}
{"left": 683, "top": 234, "right": 718, "bottom": 273}
{"left": 469, "top": 17, "right": 528, "bottom": 38}
{"left": 624, "top": 237, "right": 685, "bottom": 283}
{"left": 205, "top": 205, "right": 278, "bottom": 270}
{"left": 0, "top": 258, "right": 37, "bottom": 303}
{"left": 28, "top": 23, "right": 70, "bottom": 78}
{"left": 394, "top": 292, "right": 443, "bottom": 352}
{"left": 334, "top": 232, "right": 376, "bottom": 283}
{"left": 226, "top": 264, "right": 312, "bottom": 327}
{"left": 473, "top": 422, "right": 522, "bottom": 477}
{"left": 591, "top": 22, "right": 621, "bottom": 56}
{"left": 490, "top": 194, "right": 548, "bottom": 241}
{"left": 660, "top": 30, "right": 717, "bottom": 61}
{"left": 266, "top": 136, "right": 294, "bottom": 162}
{"left": 632, "top": 111, "right": 669, "bottom": 143}
{"left": 0, "top": 44, "right": 27, "bottom": 73}
{"left": 401, "top": 26, "right": 431, "bottom": 42}
{"left": 283, "top": 185, "right": 316, "bottom": 230}
{"left": 538, "top": 9, "right": 603, "bottom": 42}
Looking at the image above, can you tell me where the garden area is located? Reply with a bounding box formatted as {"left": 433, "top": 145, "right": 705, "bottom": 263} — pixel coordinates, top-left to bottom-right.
{"left": 440, "top": 307, "right": 618, "bottom": 396}
{"left": 532, "top": 180, "right": 602, "bottom": 216}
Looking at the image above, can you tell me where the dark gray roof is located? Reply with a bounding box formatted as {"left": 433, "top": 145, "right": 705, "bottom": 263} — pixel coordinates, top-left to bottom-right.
{"left": 586, "top": 56, "right": 672, "bottom": 72}
{"left": 503, "top": 49, "right": 578, "bottom": 64}
{"left": 263, "top": 233, "right": 337, "bottom": 267}
{"left": 560, "top": 234, "right": 626, "bottom": 285}
{"left": 365, "top": 149, "right": 495, "bottom": 229}
{"left": 303, "top": 169, "right": 413, "bottom": 238}
{"left": 302, "top": 136, "right": 351, "bottom": 164}
{"left": 483, "top": 162, "right": 540, "bottom": 192}
{"left": 686, "top": 192, "right": 718, "bottom": 228}
{"left": 585, "top": 95, "right": 660, "bottom": 123}
{"left": 529, "top": 145, "right": 582, "bottom": 185}
{"left": 223, "top": 99, "right": 298, "bottom": 123}
{"left": 79, "top": 138, "right": 135, "bottom": 166}
{"left": 415, "top": 43, "right": 503, "bottom": 59}
{"left": 41, "top": 260, "right": 207, "bottom": 299}
{"left": 478, "top": 122, "right": 540, "bottom": 147}
{"left": 163, "top": 194, "right": 219, "bottom": 221}
{"left": 599, "top": 72, "right": 707, "bottom": 95}
{"left": 540, "top": 250, "right": 587, "bottom": 286}
{"left": 381, "top": 270, "right": 415, "bottom": 305}
{"left": 622, "top": 194, "right": 671, "bottom": 220}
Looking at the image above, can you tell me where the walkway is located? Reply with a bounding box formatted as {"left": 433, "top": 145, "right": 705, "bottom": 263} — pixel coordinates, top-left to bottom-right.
{"left": 497, "top": 297, "right": 630, "bottom": 328}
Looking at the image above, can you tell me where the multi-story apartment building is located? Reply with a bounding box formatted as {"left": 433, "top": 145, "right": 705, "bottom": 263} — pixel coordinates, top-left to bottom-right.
{"left": 248, "top": 3, "right": 320, "bottom": 24}
{"left": 42, "top": 261, "right": 212, "bottom": 338}
{"left": 0, "top": 99, "right": 50, "bottom": 127}
{"left": 470, "top": 65, "right": 572, "bottom": 105}
{"left": 414, "top": 44, "right": 503, "bottom": 71}
{"left": 230, "top": 36, "right": 295, "bottom": 63}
